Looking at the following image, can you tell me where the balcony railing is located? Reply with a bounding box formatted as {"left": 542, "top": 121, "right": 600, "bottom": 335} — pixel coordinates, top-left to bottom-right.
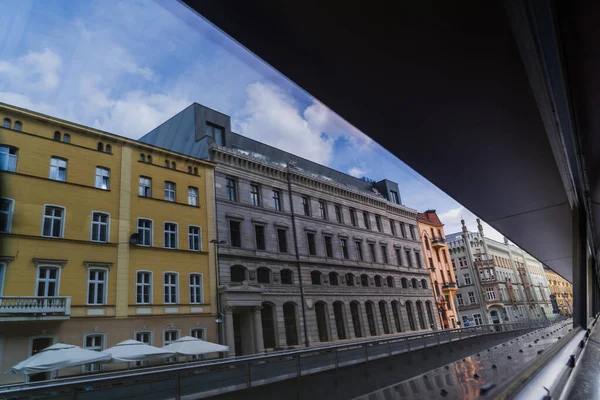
{"left": 431, "top": 237, "right": 446, "bottom": 247}
{"left": 0, "top": 296, "right": 71, "bottom": 320}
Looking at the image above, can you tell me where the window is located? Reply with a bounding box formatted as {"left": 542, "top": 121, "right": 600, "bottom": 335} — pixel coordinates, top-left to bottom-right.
{"left": 87, "top": 269, "right": 107, "bottom": 305}
{"left": 0, "top": 145, "right": 17, "bottom": 172}
{"left": 334, "top": 205, "right": 342, "bottom": 223}
{"left": 191, "top": 328, "right": 205, "bottom": 340}
{"left": 401, "top": 278, "right": 408, "bottom": 288}
{"left": 206, "top": 123, "right": 224, "bottom": 146}
{"left": 349, "top": 208, "right": 357, "bottom": 226}
{"left": 136, "top": 331, "right": 151, "bottom": 345}
{"left": 375, "top": 215, "right": 382, "bottom": 232}
{"left": 405, "top": 250, "right": 412, "bottom": 267}
{"left": 136, "top": 271, "right": 152, "bottom": 304}
{"left": 390, "top": 219, "right": 396, "bottom": 236}
{"left": 486, "top": 287, "right": 496, "bottom": 300}
{"left": 281, "top": 269, "right": 293, "bottom": 284}
{"left": 164, "top": 330, "right": 179, "bottom": 361}
{"left": 164, "top": 181, "right": 176, "bottom": 202}
{"left": 250, "top": 184, "right": 260, "bottom": 206}
{"left": 171, "top": 161, "right": 176, "bottom": 170}
{"left": 84, "top": 334, "right": 104, "bottom": 372}
{"left": 421, "top": 279, "right": 428, "bottom": 289}
{"left": 194, "top": 167, "right": 198, "bottom": 175}
{"left": 355, "top": 241, "right": 363, "bottom": 260}
{"left": 409, "top": 225, "right": 416, "bottom": 240}
{"left": 42, "top": 205, "right": 64, "bottom": 238}
{"left": 164, "top": 273, "right": 178, "bottom": 304}
{"left": 363, "top": 212, "right": 370, "bottom": 229}
{"left": 319, "top": 201, "right": 327, "bottom": 219}
{"left": 164, "top": 223, "right": 178, "bottom": 249}
{"left": 230, "top": 220, "right": 241, "bottom": 247}
{"left": 49, "top": 157, "right": 67, "bottom": 181}
{"left": 386, "top": 276, "right": 394, "bottom": 287}
{"left": 381, "top": 245, "right": 388, "bottom": 264}
{"left": 54, "top": 131, "right": 61, "bottom": 141}
{"left": 456, "top": 293, "right": 464, "bottom": 306}
{"left": 340, "top": 238, "right": 349, "bottom": 259}
{"left": 324, "top": 236, "right": 333, "bottom": 257}
{"left": 416, "top": 253, "right": 422, "bottom": 268}
{"left": 166, "top": 160, "right": 171, "bottom": 168}
{"left": 329, "top": 272, "right": 339, "bottom": 286}
{"left": 255, "top": 225, "right": 266, "bottom": 250}
{"left": 277, "top": 228, "right": 288, "bottom": 253}
{"left": 273, "top": 190, "right": 282, "bottom": 211}
{"left": 374, "top": 275, "right": 382, "bottom": 287}
{"left": 473, "top": 313, "right": 483, "bottom": 326}
{"left": 226, "top": 177, "right": 237, "bottom": 201}
{"left": 463, "top": 273, "right": 472, "bottom": 285}
{"left": 369, "top": 243, "right": 377, "bottom": 262}
{"left": 188, "top": 226, "right": 201, "bottom": 251}
{"left": 3, "top": 118, "right": 10, "bottom": 128}
{"left": 379, "top": 301, "right": 390, "bottom": 334}
{"left": 345, "top": 273, "right": 355, "bottom": 286}
{"left": 361, "top": 274, "right": 369, "bottom": 287}
{"left": 468, "top": 291, "right": 476, "bottom": 304}
{"left": 0, "top": 198, "right": 14, "bottom": 233}
{"left": 139, "top": 177, "right": 152, "bottom": 197}
{"left": 147, "top": 155, "right": 153, "bottom": 163}
{"left": 307, "top": 232, "right": 316, "bottom": 255}
{"left": 91, "top": 212, "right": 109, "bottom": 242}
{"left": 395, "top": 248, "right": 402, "bottom": 266}
{"left": 36, "top": 267, "right": 59, "bottom": 296}
{"left": 98, "top": 143, "right": 105, "bottom": 152}
{"left": 302, "top": 196, "right": 310, "bottom": 216}
{"left": 311, "top": 271, "right": 322, "bottom": 285}
{"left": 137, "top": 218, "right": 153, "bottom": 246}
{"left": 189, "top": 274, "right": 203, "bottom": 304}
{"left": 105, "top": 144, "right": 111, "bottom": 153}
{"left": 230, "top": 266, "right": 246, "bottom": 282}
{"left": 63, "top": 133, "right": 70, "bottom": 143}
{"left": 95, "top": 167, "right": 110, "bottom": 190}
{"left": 400, "top": 222, "right": 406, "bottom": 238}
{"left": 140, "top": 153, "right": 145, "bottom": 162}
{"left": 187, "top": 186, "right": 199, "bottom": 206}
{"left": 390, "top": 190, "right": 399, "bottom": 204}
{"left": 411, "top": 278, "right": 418, "bottom": 288}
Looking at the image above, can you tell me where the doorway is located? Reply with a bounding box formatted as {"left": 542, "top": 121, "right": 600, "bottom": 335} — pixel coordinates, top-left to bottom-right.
{"left": 29, "top": 337, "right": 53, "bottom": 382}
{"left": 233, "top": 313, "right": 243, "bottom": 356}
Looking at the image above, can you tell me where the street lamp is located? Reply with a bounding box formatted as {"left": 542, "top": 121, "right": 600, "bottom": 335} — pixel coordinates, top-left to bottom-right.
{"left": 210, "top": 239, "right": 226, "bottom": 351}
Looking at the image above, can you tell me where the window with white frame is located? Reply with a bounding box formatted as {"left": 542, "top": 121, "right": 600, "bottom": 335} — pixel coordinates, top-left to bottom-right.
{"left": 164, "top": 222, "right": 177, "bottom": 249}
{"left": 136, "top": 271, "right": 152, "bottom": 304}
{"left": 164, "top": 181, "right": 176, "bottom": 202}
{"left": 49, "top": 157, "right": 67, "bottom": 181}
{"left": 486, "top": 286, "right": 496, "bottom": 300}
{"left": 164, "top": 273, "right": 178, "bottom": 304}
{"left": 87, "top": 269, "right": 107, "bottom": 305}
{"left": 36, "top": 266, "right": 59, "bottom": 296}
{"left": 191, "top": 328, "right": 205, "bottom": 340}
{"left": 188, "top": 187, "right": 198, "bottom": 206}
{"left": 188, "top": 226, "right": 201, "bottom": 251}
{"left": 42, "top": 205, "right": 64, "bottom": 238}
{"left": 95, "top": 167, "right": 110, "bottom": 190}
{"left": 456, "top": 293, "right": 464, "bottom": 306}
{"left": 84, "top": 334, "right": 104, "bottom": 372}
{"left": 164, "top": 330, "right": 179, "bottom": 361}
{"left": 189, "top": 273, "right": 203, "bottom": 304}
{"left": 468, "top": 291, "right": 476, "bottom": 304}
{"left": 91, "top": 212, "right": 109, "bottom": 242}
{"left": 473, "top": 314, "right": 483, "bottom": 326}
{"left": 0, "top": 197, "right": 14, "bottom": 233}
{"left": 463, "top": 273, "right": 472, "bottom": 285}
{"left": 139, "top": 176, "right": 152, "bottom": 197}
{"left": 0, "top": 145, "right": 18, "bottom": 172}
{"left": 135, "top": 331, "right": 152, "bottom": 366}
{"left": 137, "top": 218, "right": 152, "bottom": 246}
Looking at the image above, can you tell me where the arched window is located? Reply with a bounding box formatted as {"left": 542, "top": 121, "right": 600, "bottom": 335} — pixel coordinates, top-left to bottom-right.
{"left": 401, "top": 278, "right": 408, "bottom": 288}
{"left": 187, "top": 165, "right": 192, "bottom": 173}
{"left": 425, "top": 236, "right": 430, "bottom": 250}
{"left": 194, "top": 167, "right": 198, "bottom": 175}
{"left": 406, "top": 301, "right": 416, "bottom": 331}
{"left": 3, "top": 118, "right": 11, "bottom": 128}
{"left": 315, "top": 302, "right": 329, "bottom": 342}
{"left": 165, "top": 160, "right": 170, "bottom": 168}
{"left": 280, "top": 269, "right": 293, "bottom": 285}
{"left": 0, "top": 145, "right": 19, "bottom": 172}
{"left": 421, "top": 279, "right": 428, "bottom": 289}
{"left": 386, "top": 276, "right": 395, "bottom": 287}
{"left": 257, "top": 267, "right": 271, "bottom": 284}
{"left": 147, "top": 155, "right": 152, "bottom": 163}
{"left": 379, "top": 301, "right": 390, "bottom": 334}
{"left": 411, "top": 278, "right": 418, "bottom": 289}
{"left": 14, "top": 121, "right": 22, "bottom": 131}
{"left": 283, "top": 302, "right": 299, "bottom": 345}
{"left": 374, "top": 275, "right": 382, "bottom": 287}
{"left": 171, "top": 161, "right": 176, "bottom": 169}
{"left": 105, "top": 144, "right": 112, "bottom": 154}
{"left": 54, "top": 131, "right": 61, "bottom": 141}
{"left": 360, "top": 274, "right": 369, "bottom": 287}
{"left": 261, "top": 302, "right": 276, "bottom": 349}
{"left": 416, "top": 301, "right": 426, "bottom": 329}
{"left": 345, "top": 273, "right": 355, "bottom": 286}
{"left": 311, "top": 271, "right": 322, "bottom": 285}
{"left": 230, "top": 265, "right": 246, "bottom": 283}
{"left": 425, "top": 301, "right": 435, "bottom": 328}
{"left": 391, "top": 301, "right": 402, "bottom": 332}
{"left": 333, "top": 301, "right": 347, "bottom": 340}
{"left": 365, "top": 301, "right": 377, "bottom": 336}
{"left": 350, "top": 301, "right": 363, "bottom": 338}
{"left": 140, "top": 153, "right": 146, "bottom": 162}
{"left": 328, "top": 272, "right": 339, "bottom": 286}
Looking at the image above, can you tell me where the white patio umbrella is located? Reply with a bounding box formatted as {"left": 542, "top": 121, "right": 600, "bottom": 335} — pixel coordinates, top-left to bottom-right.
{"left": 163, "top": 336, "right": 229, "bottom": 355}
{"left": 11, "top": 343, "right": 111, "bottom": 375}
{"left": 105, "top": 339, "right": 175, "bottom": 362}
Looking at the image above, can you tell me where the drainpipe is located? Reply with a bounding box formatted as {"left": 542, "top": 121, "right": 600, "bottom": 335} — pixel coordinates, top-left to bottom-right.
{"left": 286, "top": 165, "right": 310, "bottom": 348}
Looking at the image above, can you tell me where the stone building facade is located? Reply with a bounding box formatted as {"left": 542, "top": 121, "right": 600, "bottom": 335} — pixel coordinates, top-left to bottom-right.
{"left": 545, "top": 268, "right": 573, "bottom": 316}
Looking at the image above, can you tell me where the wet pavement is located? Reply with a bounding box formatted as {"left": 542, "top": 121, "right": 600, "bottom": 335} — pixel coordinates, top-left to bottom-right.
{"left": 352, "top": 320, "right": 572, "bottom": 400}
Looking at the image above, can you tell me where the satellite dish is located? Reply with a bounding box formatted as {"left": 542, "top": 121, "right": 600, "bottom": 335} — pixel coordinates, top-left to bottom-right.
{"left": 129, "top": 233, "right": 142, "bottom": 245}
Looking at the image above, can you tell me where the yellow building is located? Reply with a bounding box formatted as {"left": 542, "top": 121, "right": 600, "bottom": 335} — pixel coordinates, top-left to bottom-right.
{"left": 0, "top": 103, "right": 216, "bottom": 383}
{"left": 417, "top": 210, "right": 459, "bottom": 329}
{"left": 545, "top": 268, "right": 573, "bottom": 316}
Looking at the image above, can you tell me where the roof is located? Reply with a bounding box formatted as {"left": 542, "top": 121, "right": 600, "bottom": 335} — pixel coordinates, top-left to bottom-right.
{"left": 417, "top": 210, "right": 443, "bottom": 226}
{"left": 445, "top": 232, "right": 464, "bottom": 242}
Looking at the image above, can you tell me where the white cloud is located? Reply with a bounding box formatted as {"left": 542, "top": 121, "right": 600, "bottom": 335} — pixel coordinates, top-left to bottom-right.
{"left": 348, "top": 166, "right": 369, "bottom": 178}
{"left": 0, "top": 48, "right": 62, "bottom": 92}
{"left": 438, "top": 205, "right": 504, "bottom": 242}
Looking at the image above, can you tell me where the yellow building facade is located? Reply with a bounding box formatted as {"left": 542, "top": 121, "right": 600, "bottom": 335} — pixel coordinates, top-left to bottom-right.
{"left": 545, "top": 268, "right": 573, "bottom": 316}
{"left": 0, "top": 103, "right": 216, "bottom": 383}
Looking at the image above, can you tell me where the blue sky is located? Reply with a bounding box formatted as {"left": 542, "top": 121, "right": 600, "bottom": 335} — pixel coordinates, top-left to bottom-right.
{"left": 0, "top": 0, "right": 504, "bottom": 240}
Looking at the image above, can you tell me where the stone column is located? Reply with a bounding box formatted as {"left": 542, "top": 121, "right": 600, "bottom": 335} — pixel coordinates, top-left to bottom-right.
{"left": 253, "top": 306, "right": 265, "bottom": 353}
{"left": 225, "top": 306, "right": 235, "bottom": 357}
{"left": 276, "top": 304, "right": 287, "bottom": 347}
{"left": 345, "top": 302, "right": 356, "bottom": 339}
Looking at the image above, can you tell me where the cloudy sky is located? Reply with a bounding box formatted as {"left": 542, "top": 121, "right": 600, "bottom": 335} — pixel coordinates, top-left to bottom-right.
{"left": 0, "top": 0, "right": 505, "bottom": 241}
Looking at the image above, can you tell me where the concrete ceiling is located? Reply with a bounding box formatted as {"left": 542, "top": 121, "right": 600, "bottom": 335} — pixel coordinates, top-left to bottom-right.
{"left": 181, "top": 0, "right": 599, "bottom": 282}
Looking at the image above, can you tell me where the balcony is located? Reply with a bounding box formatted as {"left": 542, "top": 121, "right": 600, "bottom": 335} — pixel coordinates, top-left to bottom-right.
{"left": 0, "top": 296, "right": 71, "bottom": 321}
{"left": 442, "top": 281, "right": 457, "bottom": 290}
{"left": 431, "top": 236, "right": 446, "bottom": 248}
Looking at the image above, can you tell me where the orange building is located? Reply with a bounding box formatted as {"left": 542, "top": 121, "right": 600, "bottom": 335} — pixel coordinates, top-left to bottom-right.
{"left": 417, "top": 210, "right": 458, "bottom": 328}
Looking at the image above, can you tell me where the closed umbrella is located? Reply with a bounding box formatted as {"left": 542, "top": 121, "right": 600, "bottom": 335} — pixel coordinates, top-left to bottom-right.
{"left": 105, "top": 339, "right": 174, "bottom": 362}
{"left": 11, "top": 343, "right": 111, "bottom": 375}
{"left": 163, "top": 336, "right": 229, "bottom": 355}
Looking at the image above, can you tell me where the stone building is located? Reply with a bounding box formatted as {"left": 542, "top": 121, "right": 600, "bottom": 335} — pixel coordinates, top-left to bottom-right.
{"left": 140, "top": 103, "right": 438, "bottom": 355}
{"left": 447, "top": 219, "right": 553, "bottom": 327}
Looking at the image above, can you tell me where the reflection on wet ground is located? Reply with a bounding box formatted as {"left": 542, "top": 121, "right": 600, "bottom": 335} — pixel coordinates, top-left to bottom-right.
{"left": 353, "top": 320, "right": 572, "bottom": 400}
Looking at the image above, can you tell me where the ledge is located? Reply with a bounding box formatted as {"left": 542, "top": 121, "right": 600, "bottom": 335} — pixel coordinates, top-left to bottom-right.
{"left": 137, "top": 195, "right": 201, "bottom": 209}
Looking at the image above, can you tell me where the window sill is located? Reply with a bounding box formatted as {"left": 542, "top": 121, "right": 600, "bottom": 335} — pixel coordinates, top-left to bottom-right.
{"left": 1, "top": 232, "right": 118, "bottom": 246}
{"left": 137, "top": 195, "right": 201, "bottom": 208}
{"left": 131, "top": 245, "right": 208, "bottom": 255}
{"left": 1, "top": 170, "right": 113, "bottom": 191}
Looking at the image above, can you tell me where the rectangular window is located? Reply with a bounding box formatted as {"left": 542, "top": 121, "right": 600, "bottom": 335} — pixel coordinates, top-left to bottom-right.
{"left": 400, "top": 222, "right": 406, "bottom": 238}
{"left": 84, "top": 335, "right": 104, "bottom": 372}
{"left": 405, "top": 250, "right": 412, "bottom": 267}
{"left": 395, "top": 248, "right": 401, "bottom": 266}
{"left": 307, "top": 232, "right": 316, "bottom": 255}
{"left": 415, "top": 253, "right": 422, "bottom": 268}
{"left": 473, "top": 313, "right": 483, "bottom": 326}
{"left": 409, "top": 225, "right": 416, "bottom": 240}
{"left": 250, "top": 184, "right": 260, "bottom": 206}
{"left": 390, "top": 219, "right": 396, "bottom": 236}
{"left": 340, "top": 239, "right": 349, "bottom": 259}
{"left": 189, "top": 274, "right": 203, "bottom": 304}
{"left": 139, "top": 177, "right": 152, "bottom": 197}
{"left": 324, "top": 236, "right": 333, "bottom": 257}
{"left": 164, "top": 273, "right": 178, "bottom": 304}
{"left": 136, "top": 271, "right": 152, "bottom": 304}
{"left": 42, "top": 205, "right": 64, "bottom": 238}
{"left": 255, "top": 225, "right": 266, "bottom": 250}
{"left": 0, "top": 146, "right": 17, "bottom": 172}
{"left": 95, "top": 167, "right": 110, "bottom": 190}
{"left": 375, "top": 215, "right": 382, "bottom": 232}
{"left": 381, "top": 245, "right": 388, "bottom": 264}
{"left": 136, "top": 331, "right": 151, "bottom": 345}
{"left": 164, "top": 223, "right": 178, "bottom": 249}
{"left": 355, "top": 241, "right": 363, "bottom": 260}
{"left": 206, "top": 123, "right": 224, "bottom": 146}
{"left": 0, "top": 198, "right": 14, "bottom": 233}
{"left": 319, "top": 201, "right": 327, "bottom": 220}
{"left": 390, "top": 190, "right": 399, "bottom": 204}
{"left": 36, "top": 267, "right": 59, "bottom": 296}
{"left": 226, "top": 177, "right": 237, "bottom": 201}
{"left": 363, "top": 212, "right": 370, "bottom": 229}
{"left": 230, "top": 220, "right": 241, "bottom": 247}
{"left": 302, "top": 196, "right": 310, "bottom": 216}
{"left": 349, "top": 209, "right": 357, "bottom": 226}
{"left": 188, "top": 187, "right": 199, "bottom": 206}
{"left": 334, "top": 205, "right": 342, "bottom": 223}
{"left": 468, "top": 291, "right": 476, "bottom": 304}
{"left": 137, "top": 218, "right": 152, "bottom": 246}
{"left": 87, "top": 269, "right": 106, "bottom": 305}
{"left": 188, "top": 226, "right": 201, "bottom": 251}
{"left": 164, "top": 330, "right": 179, "bottom": 361}
{"left": 277, "top": 228, "right": 288, "bottom": 253}
{"left": 464, "top": 273, "right": 472, "bottom": 285}
{"left": 369, "top": 243, "right": 377, "bottom": 263}
{"left": 91, "top": 212, "right": 109, "bottom": 242}
{"left": 486, "top": 286, "right": 496, "bottom": 300}
{"left": 164, "top": 181, "right": 176, "bottom": 202}
{"left": 273, "top": 190, "right": 281, "bottom": 211}
{"left": 456, "top": 293, "right": 464, "bottom": 306}
{"left": 49, "top": 157, "right": 67, "bottom": 181}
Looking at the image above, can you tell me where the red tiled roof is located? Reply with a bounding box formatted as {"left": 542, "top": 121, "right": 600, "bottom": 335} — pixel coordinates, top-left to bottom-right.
{"left": 417, "top": 210, "right": 444, "bottom": 226}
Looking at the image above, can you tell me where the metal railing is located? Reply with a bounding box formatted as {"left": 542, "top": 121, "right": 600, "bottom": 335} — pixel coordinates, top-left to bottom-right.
{"left": 0, "top": 296, "right": 71, "bottom": 317}
{"left": 0, "top": 321, "right": 549, "bottom": 399}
